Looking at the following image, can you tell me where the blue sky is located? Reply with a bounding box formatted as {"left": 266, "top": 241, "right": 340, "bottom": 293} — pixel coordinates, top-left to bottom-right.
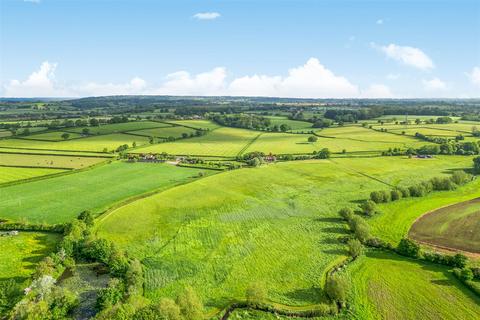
{"left": 1, "top": 0, "right": 479, "bottom": 98}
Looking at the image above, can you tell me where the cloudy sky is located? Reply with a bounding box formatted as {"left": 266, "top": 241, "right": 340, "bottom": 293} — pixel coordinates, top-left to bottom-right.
{"left": 1, "top": 0, "right": 479, "bottom": 98}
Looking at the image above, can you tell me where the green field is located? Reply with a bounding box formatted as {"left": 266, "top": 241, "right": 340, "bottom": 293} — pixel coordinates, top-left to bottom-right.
{"left": 94, "top": 157, "right": 477, "bottom": 313}
{"left": 134, "top": 127, "right": 260, "bottom": 156}
{"left": 167, "top": 120, "right": 221, "bottom": 130}
{"left": 68, "top": 121, "right": 166, "bottom": 135}
{"left": 346, "top": 250, "right": 480, "bottom": 320}
{"left": 0, "top": 147, "right": 113, "bottom": 157}
{"left": 0, "top": 166, "right": 66, "bottom": 184}
{"left": 369, "top": 179, "right": 480, "bottom": 246}
{"left": 127, "top": 126, "right": 197, "bottom": 138}
{"left": 0, "top": 162, "right": 209, "bottom": 224}
{"left": 22, "top": 131, "right": 83, "bottom": 141}
{"left": 0, "top": 133, "right": 151, "bottom": 152}
{"left": 409, "top": 198, "right": 480, "bottom": 253}
{"left": 0, "top": 153, "right": 107, "bottom": 169}
{"left": 264, "top": 116, "right": 313, "bottom": 131}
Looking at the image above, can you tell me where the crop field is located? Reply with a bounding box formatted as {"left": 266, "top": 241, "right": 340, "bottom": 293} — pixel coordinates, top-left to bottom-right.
{"left": 67, "top": 121, "right": 166, "bottom": 135}
{"left": 0, "top": 166, "right": 66, "bottom": 184}
{"left": 0, "top": 162, "right": 209, "bottom": 224}
{"left": 21, "top": 131, "right": 83, "bottom": 141}
{"left": 0, "top": 153, "right": 107, "bottom": 169}
{"left": 134, "top": 127, "right": 260, "bottom": 156}
{"left": 369, "top": 179, "right": 480, "bottom": 245}
{"left": 127, "top": 126, "right": 197, "bottom": 138}
{"left": 0, "top": 147, "right": 113, "bottom": 157}
{"left": 0, "top": 130, "right": 12, "bottom": 138}
{"left": 346, "top": 250, "right": 480, "bottom": 320}
{"left": 0, "top": 133, "right": 150, "bottom": 152}
{"left": 409, "top": 198, "right": 480, "bottom": 253}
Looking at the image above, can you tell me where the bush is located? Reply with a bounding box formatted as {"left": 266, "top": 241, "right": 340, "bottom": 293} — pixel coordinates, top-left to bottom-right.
{"left": 452, "top": 253, "right": 468, "bottom": 268}
{"left": 360, "top": 200, "right": 377, "bottom": 216}
{"left": 97, "top": 278, "right": 125, "bottom": 310}
{"left": 338, "top": 208, "right": 354, "bottom": 221}
{"left": 347, "top": 239, "right": 363, "bottom": 258}
{"left": 390, "top": 189, "right": 402, "bottom": 201}
{"left": 325, "top": 276, "right": 349, "bottom": 303}
{"left": 348, "top": 216, "right": 370, "bottom": 243}
{"left": 454, "top": 268, "right": 474, "bottom": 281}
{"left": 176, "top": 287, "right": 203, "bottom": 320}
{"left": 156, "top": 298, "right": 181, "bottom": 320}
{"left": 308, "top": 136, "right": 318, "bottom": 143}
{"left": 396, "top": 238, "right": 420, "bottom": 258}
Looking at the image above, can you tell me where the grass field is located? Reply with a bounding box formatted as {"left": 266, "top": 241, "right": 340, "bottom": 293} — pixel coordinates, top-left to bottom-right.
{"left": 134, "top": 127, "right": 260, "bottom": 157}
{"left": 0, "top": 130, "right": 12, "bottom": 138}
{"left": 0, "top": 147, "right": 113, "bottom": 157}
{"left": 0, "top": 166, "right": 66, "bottom": 184}
{"left": 94, "top": 157, "right": 476, "bottom": 312}
{"left": 22, "top": 131, "right": 83, "bottom": 141}
{"left": 127, "top": 126, "right": 197, "bottom": 138}
{"left": 0, "top": 153, "right": 107, "bottom": 169}
{"left": 167, "top": 120, "right": 221, "bottom": 130}
{"left": 264, "top": 116, "right": 313, "bottom": 131}
{"left": 0, "top": 162, "right": 209, "bottom": 224}
{"left": 0, "top": 133, "right": 151, "bottom": 152}
{"left": 346, "top": 250, "right": 480, "bottom": 320}
{"left": 409, "top": 198, "right": 480, "bottom": 253}
{"left": 68, "top": 121, "right": 166, "bottom": 135}
{"left": 369, "top": 179, "right": 480, "bottom": 246}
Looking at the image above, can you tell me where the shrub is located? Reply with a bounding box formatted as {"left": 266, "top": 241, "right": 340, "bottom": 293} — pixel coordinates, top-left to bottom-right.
{"left": 176, "top": 287, "right": 203, "bottom": 320}
{"left": 396, "top": 238, "right": 420, "bottom": 258}
{"left": 452, "top": 253, "right": 468, "bottom": 268}
{"left": 360, "top": 200, "right": 377, "bottom": 216}
{"left": 325, "top": 276, "right": 349, "bottom": 303}
{"left": 398, "top": 187, "right": 410, "bottom": 198}
{"left": 347, "top": 239, "right": 363, "bottom": 258}
{"left": 454, "top": 268, "right": 474, "bottom": 281}
{"left": 156, "top": 298, "right": 181, "bottom": 320}
{"left": 97, "top": 278, "right": 125, "bottom": 310}
{"left": 338, "top": 208, "right": 354, "bottom": 221}
{"left": 390, "top": 189, "right": 402, "bottom": 201}
{"left": 474, "top": 157, "right": 480, "bottom": 174}
{"left": 308, "top": 136, "right": 318, "bottom": 143}
{"left": 451, "top": 170, "right": 471, "bottom": 185}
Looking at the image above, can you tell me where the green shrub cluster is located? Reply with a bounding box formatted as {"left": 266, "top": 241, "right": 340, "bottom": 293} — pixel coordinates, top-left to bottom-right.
{"left": 338, "top": 208, "right": 371, "bottom": 243}
{"left": 369, "top": 171, "right": 472, "bottom": 205}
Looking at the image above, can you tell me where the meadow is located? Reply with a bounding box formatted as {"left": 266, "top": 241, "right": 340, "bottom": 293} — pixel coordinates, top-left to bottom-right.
{"left": 264, "top": 116, "right": 313, "bottom": 131}
{"left": 22, "top": 131, "right": 83, "bottom": 141}
{"left": 0, "top": 133, "right": 151, "bottom": 152}
{"left": 346, "top": 250, "right": 480, "bottom": 320}
{"left": 0, "top": 153, "right": 107, "bottom": 169}
{"left": 94, "top": 156, "right": 477, "bottom": 314}
{"left": 134, "top": 127, "right": 260, "bottom": 157}
{"left": 0, "top": 166, "right": 66, "bottom": 184}
{"left": 127, "top": 126, "right": 197, "bottom": 139}
{"left": 0, "top": 162, "right": 208, "bottom": 224}
{"left": 409, "top": 198, "right": 480, "bottom": 253}
{"left": 67, "top": 121, "right": 167, "bottom": 135}
{"left": 167, "top": 119, "right": 221, "bottom": 130}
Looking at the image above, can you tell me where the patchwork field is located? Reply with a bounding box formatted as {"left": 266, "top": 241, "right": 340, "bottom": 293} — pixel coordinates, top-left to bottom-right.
{"left": 68, "top": 121, "right": 166, "bottom": 135}
{"left": 346, "top": 250, "right": 480, "bottom": 320}
{"left": 0, "top": 133, "right": 150, "bottom": 152}
{"left": 94, "top": 157, "right": 477, "bottom": 313}
{"left": 0, "top": 166, "right": 66, "bottom": 184}
{"left": 264, "top": 116, "right": 313, "bottom": 131}
{"left": 409, "top": 198, "right": 480, "bottom": 253}
{"left": 0, "top": 162, "right": 209, "bottom": 224}
{"left": 0, "top": 153, "right": 107, "bottom": 169}
{"left": 22, "top": 131, "right": 83, "bottom": 141}
{"left": 127, "top": 126, "right": 197, "bottom": 138}
{"left": 167, "top": 120, "right": 221, "bottom": 130}
{"left": 134, "top": 127, "right": 260, "bottom": 157}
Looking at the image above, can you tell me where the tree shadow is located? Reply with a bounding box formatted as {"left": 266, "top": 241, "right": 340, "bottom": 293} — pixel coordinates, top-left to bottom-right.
{"left": 321, "top": 226, "right": 348, "bottom": 235}
{"left": 314, "top": 217, "right": 342, "bottom": 223}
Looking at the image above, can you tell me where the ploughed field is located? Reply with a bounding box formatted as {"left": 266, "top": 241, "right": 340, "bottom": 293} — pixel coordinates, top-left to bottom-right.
{"left": 409, "top": 198, "right": 480, "bottom": 253}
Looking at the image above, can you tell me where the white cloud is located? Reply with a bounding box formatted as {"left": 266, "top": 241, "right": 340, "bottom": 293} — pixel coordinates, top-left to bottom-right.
{"left": 466, "top": 66, "right": 480, "bottom": 88}
{"left": 375, "top": 43, "right": 434, "bottom": 70}
{"left": 75, "top": 77, "right": 147, "bottom": 96}
{"left": 422, "top": 78, "right": 447, "bottom": 90}
{"left": 4, "top": 61, "right": 71, "bottom": 97}
{"left": 376, "top": 19, "right": 384, "bottom": 25}
{"left": 153, "top": 67, "right": 227, "bottom": 96}
{"left": 229, "top": 58, "right": 359, "bottom": 98}
{"left": 193, "top": 12, "right": 221, "bottom": 20}
{"left": 360, "top": 84, "right": 394, "bottom": 98}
